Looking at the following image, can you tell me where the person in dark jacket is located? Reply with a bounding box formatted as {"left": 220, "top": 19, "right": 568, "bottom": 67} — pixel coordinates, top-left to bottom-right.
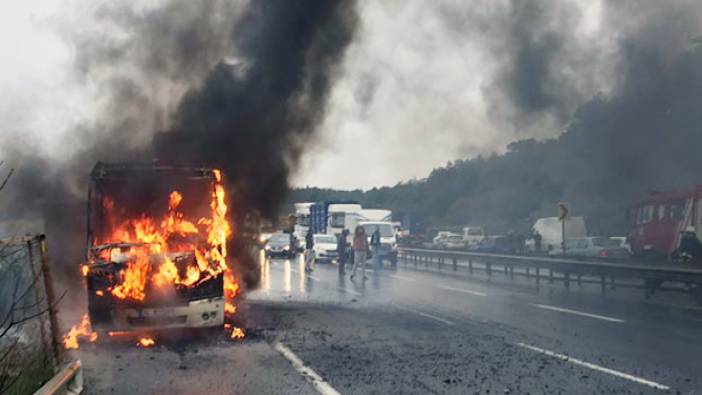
{"left": 370, "top": 226, "right": 382, "bottom": 269}
{"left": 304, "top": 229, "right": 315, "bottom": 272}
{"left": 533, "top": 230, "right": 542, "bottom": 254}
{"left": 337, "top": 229, "right": 349, "bottom": 275}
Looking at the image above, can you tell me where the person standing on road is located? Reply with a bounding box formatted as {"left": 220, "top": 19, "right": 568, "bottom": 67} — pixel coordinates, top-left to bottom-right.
{"left": 370, "top": 226, "right": 382, "bottom": 269}
{"left": 337, "top": 229, "right": 349, "bottom": 275}
{"left": 533, "top": 230, "right": 542, "bottom": 254}
{"left": 304, "top": 229, "right": 315, "bottom": 272}
{"left": 350, "top": 226, "right": 368, "bottom": 281}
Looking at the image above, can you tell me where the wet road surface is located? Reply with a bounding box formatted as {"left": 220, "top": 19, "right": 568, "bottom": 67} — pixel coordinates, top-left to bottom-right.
{"left": 73, "top": 252, "right": 702, "bottom": 394}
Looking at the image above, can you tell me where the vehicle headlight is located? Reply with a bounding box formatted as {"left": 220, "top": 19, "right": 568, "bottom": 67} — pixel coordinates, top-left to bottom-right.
{"left": 391, "top": 243, "right": 398, "bottom": 251}
{"left": 264, "top": 244, "right": 270, "bottom": 250}
{"left": 283, "top": 245, "right": 290, "bottom": 250}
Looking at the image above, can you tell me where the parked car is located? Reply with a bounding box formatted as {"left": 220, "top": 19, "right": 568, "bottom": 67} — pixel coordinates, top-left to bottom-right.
{"left": 313, "top": 234, "right": 338, "bottom": 263}
{"left": 432, "top": 231, "right": 456, "bottom": 248}
{"left": 444, "top": 234, "right": 465, "bottom": 250}
{"left": 265, "top": 232, "right": 296, "bottom": 258}
{"left": 462, "top": 226, "right": 485, "bottom": 248}
{"left": 548, "top": 237, "right": 630, "bottom": 259}
{"left": 432, "top": 231, "right": 463, "bottom": 248}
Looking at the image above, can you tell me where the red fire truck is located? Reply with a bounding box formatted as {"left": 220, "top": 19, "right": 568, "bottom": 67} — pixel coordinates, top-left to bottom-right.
{"left": 628, "top": 185, "right": 702, "bottom": 263}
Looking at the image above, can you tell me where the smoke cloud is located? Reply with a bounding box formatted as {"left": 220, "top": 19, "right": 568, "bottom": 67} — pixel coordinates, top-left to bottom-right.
{"left": 0, "top": 0, "right": 358, "bottom": 289}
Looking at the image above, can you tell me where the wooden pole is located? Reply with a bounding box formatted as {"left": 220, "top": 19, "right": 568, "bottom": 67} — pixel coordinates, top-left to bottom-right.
{"left": 38, "top": 235, "right": 62, "bottom": 363}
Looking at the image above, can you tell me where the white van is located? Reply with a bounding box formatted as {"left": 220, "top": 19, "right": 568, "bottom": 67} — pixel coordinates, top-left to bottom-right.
{"left": 359, "top": 221, "right": 398, "bottom": 265}
{"left": 462, "top": 226, "right": 485, "bottom": 248}
{"left": 528, "top": 216, "right": 587, "bottom": 252}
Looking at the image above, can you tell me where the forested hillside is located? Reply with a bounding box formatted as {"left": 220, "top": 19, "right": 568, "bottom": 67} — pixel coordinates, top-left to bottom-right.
{"left": 287, "top": 42, "right": 702, "bottom": 235}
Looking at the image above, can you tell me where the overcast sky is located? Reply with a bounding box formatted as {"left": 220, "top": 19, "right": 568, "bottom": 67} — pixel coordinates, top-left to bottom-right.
{"left": 0, "top": 0, "right": 609, "bottom": 191}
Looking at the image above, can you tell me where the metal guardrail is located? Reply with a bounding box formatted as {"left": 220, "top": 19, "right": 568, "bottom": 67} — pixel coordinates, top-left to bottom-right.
{"left": 34, "top": 360, "right": 84, "bottom": 395}
{"left": 399, "top": 248, "right": 702, "bottom": 304}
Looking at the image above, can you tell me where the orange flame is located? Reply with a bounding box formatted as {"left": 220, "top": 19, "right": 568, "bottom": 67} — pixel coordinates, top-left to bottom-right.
{"left": 94, "top": 169, "right": 237, "bottom": 305}
{"left": 63, "top": 314, "right": 98, "bottom": 350}
{"left": 137, "top": 337, "right": 156, "bottom": 347}
{"left": 224, "top": 323, "right": 245, "bottom": 340}
{"left": 230, "top": 327, "right": 245, "bottom": 340}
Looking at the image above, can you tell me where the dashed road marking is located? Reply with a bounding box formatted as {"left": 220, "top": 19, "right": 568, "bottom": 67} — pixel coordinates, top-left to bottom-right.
{"left": 274, "top": 342, "right": 341, "bottom": 395}
{"left": 437, "top": 284, "right": 487, "bottom": 297}
{"left": 393, "top": 304, "right": 456, "bottom": 326}
{"left": 388, "top": 274, "right": 417, "bottom": 282}
{"left": 336, "top": 287, "right": 362, "bottom": 296}
{"left": 306, "top": 274, "right": 321, "bottom": 282}
{"left": 515, "top": 342, "right": 670, "bottom": 390}
{"left": 532, "top": 303, "right": 625, "bottom": 323}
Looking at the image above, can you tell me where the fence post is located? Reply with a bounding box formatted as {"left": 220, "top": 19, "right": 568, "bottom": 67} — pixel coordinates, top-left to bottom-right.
{"left": 535, "top": 266, "right": 540, "bottom": 285}
{"left": 486, "top": 261, "right": 492, "bottom": 276}
{"left": 564, "top": 272, "right": 570, "bottom": 289}
{"left": 38, "top": 235, "right": 62, "bottom": 363}
{"left": 468, "top": 259, "right": 473, "bottom": 274}
{"left": 452, "top": 257, "right": 457, "bottom": 271}
{"left": 601, "top": 275, "right": 606, "bottom": 294}
{"left": 549, "top": 269, "right": 554, "bottom": 284}
{"left": 610, "top": 276, "right": 616, "bottom": 290}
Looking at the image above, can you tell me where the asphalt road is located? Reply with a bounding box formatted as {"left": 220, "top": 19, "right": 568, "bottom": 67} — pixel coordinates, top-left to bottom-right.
{"left": 70, "top": 252, "right": 702, "bottom": 394}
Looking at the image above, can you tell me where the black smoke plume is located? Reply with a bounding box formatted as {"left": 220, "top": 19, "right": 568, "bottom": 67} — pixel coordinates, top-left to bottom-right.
{"left": 0, "top": 0, "right": 358, "bottom": 291}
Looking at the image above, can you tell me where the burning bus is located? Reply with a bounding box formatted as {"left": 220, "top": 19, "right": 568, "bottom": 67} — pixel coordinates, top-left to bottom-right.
{"left": 84, "top": 162, "right": 238, "bottom": 333}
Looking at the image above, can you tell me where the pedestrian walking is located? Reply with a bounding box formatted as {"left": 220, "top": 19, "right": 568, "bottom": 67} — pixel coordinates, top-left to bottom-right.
{"left": 337, "top": 229, "right": 349, "bottom": 275}
{"left": 350, "top": 225, "right": 368, "bottom": 281}
{"left": 304, "top": 229, "right": 315, "bottom": 272}
{"left": 370, "top": 226, "right": 382, "bottom": 269}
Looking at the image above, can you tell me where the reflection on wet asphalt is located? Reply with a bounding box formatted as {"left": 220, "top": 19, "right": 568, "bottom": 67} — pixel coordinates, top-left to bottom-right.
{"left": 249, "top": 253, "right": 702, "bottom": 394}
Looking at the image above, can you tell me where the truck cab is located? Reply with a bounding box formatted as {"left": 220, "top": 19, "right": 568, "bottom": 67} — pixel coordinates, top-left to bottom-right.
{"left": 327, "top": 203, "right": 363, "bottom": 237}
{"left": 360, "top": 221, "right": 398, "bottom": 265}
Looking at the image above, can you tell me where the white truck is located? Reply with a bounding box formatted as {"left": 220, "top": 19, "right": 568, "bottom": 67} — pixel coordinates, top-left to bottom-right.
{"left": 293, "top": 202, "right": 314, "bottom": 250}
{"left": 327, "top": 203, "right": 363, "bottom": 238}
{"left": 462, "top": 226, "right": 485, "bottom": 249}
{"left": 359, "top": 221, "right": 398, "bottom": 266}
{"left": 527, "top": 216, "right": 587, "bottom": 252}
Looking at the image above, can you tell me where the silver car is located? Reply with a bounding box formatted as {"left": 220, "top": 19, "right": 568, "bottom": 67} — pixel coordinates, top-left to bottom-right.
{"left": 549, "top": 237, "right": 630, "bottom": 259}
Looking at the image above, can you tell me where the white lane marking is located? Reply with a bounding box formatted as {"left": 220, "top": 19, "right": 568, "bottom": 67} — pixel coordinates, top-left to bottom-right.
{"left": 289, "top": 268, "right": 320, "bottom": 282}
{"left": 515, "top": 342, "right": 670, "bottom": 391}
{"left": 388, "top": 274, "right": 416, "bottom": 282}
{"left": 393, "top": 304, "right": 456, "bottom": 326}
{"left": 337, "top": 287, "right": 362, "bottom": 296}
{"left": 532, "top": 304, "right": 625, "bottom": 323}
{"left": 274, "top": 342, "right": 341, "bottom": 395}
{"left": 437, "top": 284, "right": 487, "bottom": 297}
